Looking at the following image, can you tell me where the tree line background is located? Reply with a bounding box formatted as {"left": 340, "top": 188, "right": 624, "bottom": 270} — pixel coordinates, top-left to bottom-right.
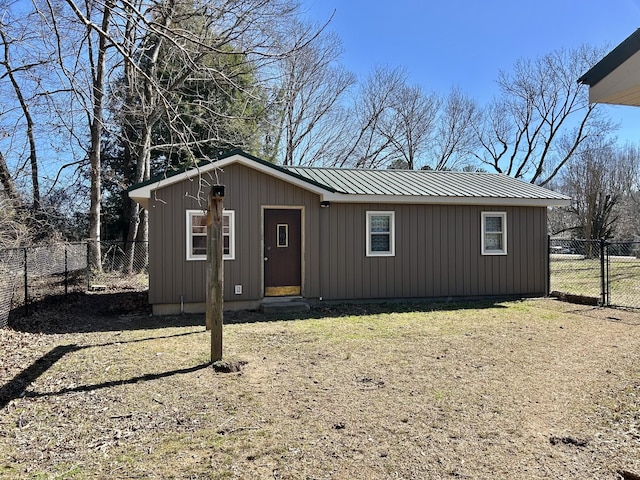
{"left": 0, "top": 0, "right": 639, "bottom": 271}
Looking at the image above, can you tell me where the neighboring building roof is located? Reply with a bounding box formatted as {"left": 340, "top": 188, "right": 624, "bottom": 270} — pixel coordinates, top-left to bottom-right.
{"left": 578, "top": 29, "right": 640, "bottom": 106}
{"left": 128, "top": 150, "right": 570, "bottom": 208}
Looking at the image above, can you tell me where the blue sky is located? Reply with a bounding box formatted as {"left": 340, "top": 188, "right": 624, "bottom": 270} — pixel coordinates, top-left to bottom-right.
{"left": 302, "top": 0, "right": 640, "bottom": 144}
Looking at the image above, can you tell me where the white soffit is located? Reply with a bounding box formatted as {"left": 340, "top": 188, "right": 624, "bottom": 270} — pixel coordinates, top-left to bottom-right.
{"left": 589, "top": 50, "right": 640, "bottom": 106}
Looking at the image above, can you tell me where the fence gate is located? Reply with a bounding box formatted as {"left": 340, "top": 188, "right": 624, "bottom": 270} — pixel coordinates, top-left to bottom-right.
{"left": 549, "top": 238, "right": 640, "bottom": 309}
{"left": 605, "top": 241, "right": 640, "bottom": 308}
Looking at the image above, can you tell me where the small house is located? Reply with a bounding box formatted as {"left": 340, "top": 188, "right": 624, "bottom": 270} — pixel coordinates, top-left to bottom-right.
{"left": 128, "top": 150, "right": 570, "bottom": 314}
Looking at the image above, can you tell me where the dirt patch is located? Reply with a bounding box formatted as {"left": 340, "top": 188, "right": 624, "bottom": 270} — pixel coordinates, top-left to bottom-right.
{"left": 1, "top": 296, "right": 639, "bottom": 479}
{"left": 549, "top": 435, "right": 589, "bottom": 447}
{"left": 212, "top": 359, "right": 247, "bottom": 373}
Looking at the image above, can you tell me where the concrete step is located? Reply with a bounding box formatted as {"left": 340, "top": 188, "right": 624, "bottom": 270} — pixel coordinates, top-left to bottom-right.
{"left": 260, "top": 300, "right": 310, "bottom": 314}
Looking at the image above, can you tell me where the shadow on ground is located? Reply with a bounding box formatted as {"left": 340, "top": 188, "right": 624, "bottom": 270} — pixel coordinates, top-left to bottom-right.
{"left": 9, "top": 290, "right": 202, "bottom": 334}
{"left": 0, "top": 344, "right": 81, "bottom": 409}
{"left": 221, "top": 297, "right": 511, "bottom": 324}
{"left": 9, "top": 289, "right": 513, "bottom": 335}
{"left": 0, "top": 337, "right": 210, "bottom": 409}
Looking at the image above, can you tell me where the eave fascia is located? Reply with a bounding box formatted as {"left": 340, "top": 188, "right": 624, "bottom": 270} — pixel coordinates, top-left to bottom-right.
{"left": 320, "top": 192, "right": 571, "bottom": 207}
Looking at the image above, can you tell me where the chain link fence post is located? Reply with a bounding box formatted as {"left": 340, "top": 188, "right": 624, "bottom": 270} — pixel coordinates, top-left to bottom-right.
{"left": 23, "top": 247, "right": 28, "bottom": 317}
{"left": 86, "top": 242, "right": 91, "bottom": 291}
{"left": 599, "top": 238, "right": 606, "bottom": 306}
{"left": 547, "top": 234, "right": 551, "bottom": 296}
{"left": 64, "top": 244, "right": 68, "bottom": 297}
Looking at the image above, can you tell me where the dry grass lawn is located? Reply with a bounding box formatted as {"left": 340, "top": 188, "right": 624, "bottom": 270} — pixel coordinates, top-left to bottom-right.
{"left": 1, "top": 293, "right": 639, "bottom": 479}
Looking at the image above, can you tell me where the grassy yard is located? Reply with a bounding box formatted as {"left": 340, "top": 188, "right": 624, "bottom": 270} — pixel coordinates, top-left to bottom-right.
{"left": 550, "top": 254, "right": 640, "bottom": 307}
{"left": 1, "top": 294, "right": 639, "bottom": 479}
{"left": 550, "top": 255, "right": 602, "bottom": 298}
{"left": 609, "top": 259, "right": 640, "bottom": 307}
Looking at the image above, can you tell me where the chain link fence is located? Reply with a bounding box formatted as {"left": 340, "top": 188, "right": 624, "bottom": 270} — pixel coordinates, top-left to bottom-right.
{"left": 4, "top": 237, "right": 637, "bottom": 326}
{"left": 91, "top": 241, "right": 149, "bottom": 291}
{"left": 0, "top": 241, "right": 148, "bottom": 328}
{"left": 606, "top": 241, "right": 640, "bottom": 308}
{"left": 0, "top": 248, "right": 27, "bottom": 329}
{"left": 549, "top": 238, "right": 640, "bottom": 308}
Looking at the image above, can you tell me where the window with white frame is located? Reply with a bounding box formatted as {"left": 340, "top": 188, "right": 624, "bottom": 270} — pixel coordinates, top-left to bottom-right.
{"left": 366, "top": 211, "right": 395, "bottom": 257}
{"left": 186, "top": 209, "right": 235, "bottom": 261}
{"left": 481, "top": 211, "right": 507, "bottom": 255}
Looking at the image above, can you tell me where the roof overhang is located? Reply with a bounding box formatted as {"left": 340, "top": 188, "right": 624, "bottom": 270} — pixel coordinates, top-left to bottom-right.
{"left": 128, "top": 152, "right": 336, "bottom": 209}
{"left": 586, "top": 49, "right": 640, "bottom": 105}
{"left": 321, "top": 193, "right": 570, "bottom": 207}
{"left": 129, "top": 151, "right": 570, "bottom": 208}
{"left": 579, "top": 29, "right": 640, "bottom": 106}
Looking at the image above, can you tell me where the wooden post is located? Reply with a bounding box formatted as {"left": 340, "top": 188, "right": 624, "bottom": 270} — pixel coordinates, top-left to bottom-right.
{"left": 206, "top": 185, "right": 225, "bottom": 362}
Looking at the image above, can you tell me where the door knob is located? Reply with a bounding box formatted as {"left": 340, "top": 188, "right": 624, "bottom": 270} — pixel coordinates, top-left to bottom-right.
{"left": 264, "top": 257, "right": 268, "bottom": 261}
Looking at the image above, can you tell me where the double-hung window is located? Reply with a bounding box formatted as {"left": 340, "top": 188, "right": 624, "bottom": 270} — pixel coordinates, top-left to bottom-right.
{"left": 366, "top": 211, "right": 395, "bottom": 257}
{"left": 481, "top": 211, "right": 507, "bottom": 255}
{"left": 186, "top": 209, "right": 235, "bottom": 261}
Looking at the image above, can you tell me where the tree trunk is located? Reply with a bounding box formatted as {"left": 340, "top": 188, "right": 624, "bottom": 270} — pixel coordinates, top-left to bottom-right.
{"left": 87, "top": 0, "right": 113, "bottom": 275}
{"left": 0, "top": 150, "right": 22, "bottom": 210}
{"left": 1, "top": 29, "right": 40, "bottom": 211}
{"left": 122, "top": 6, "right": 171, "bottom": 274}
{"left": 124, "top": 130, "right": 151, "bottom": 273}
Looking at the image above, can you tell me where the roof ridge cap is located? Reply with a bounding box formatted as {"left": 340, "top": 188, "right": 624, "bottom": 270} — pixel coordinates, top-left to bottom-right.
{"left": 286, "top": 165, "right": 500, "bottom": 175}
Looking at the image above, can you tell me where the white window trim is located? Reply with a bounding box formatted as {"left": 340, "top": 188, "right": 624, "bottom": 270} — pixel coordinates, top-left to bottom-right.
{"left": 186, "top": 209, "right": 235, "bottom": 261}
{"left": 481, "top": 211, "right": 507, "bottom": 256}
{"left": 223, "top": 210, "right": 235, "bottom": 260}
{"left": 366, "top": 211, "right": 395, "bottom": 257}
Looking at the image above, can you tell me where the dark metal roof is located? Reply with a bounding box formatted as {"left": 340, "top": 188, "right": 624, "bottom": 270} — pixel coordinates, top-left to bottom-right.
{"left": 128, "top": 149, "right": 569, "bottom": 205}
{"left": 578, "top": 28, "right": 640, "bottom": 86}
{"left": 284, "top": 166, "right": 569, "bottom": 201}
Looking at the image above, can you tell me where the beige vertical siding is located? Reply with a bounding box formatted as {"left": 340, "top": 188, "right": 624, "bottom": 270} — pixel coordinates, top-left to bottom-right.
{"left": 317, "top": 203, "right": 548, "bottom": 300}
{"left": 148, "top": 163, "right": 321, "bottom": 306}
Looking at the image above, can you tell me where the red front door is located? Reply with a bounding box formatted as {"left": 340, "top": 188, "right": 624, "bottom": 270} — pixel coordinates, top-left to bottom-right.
{"left": 264, "top": 209, "right": 301, "bottom": 296}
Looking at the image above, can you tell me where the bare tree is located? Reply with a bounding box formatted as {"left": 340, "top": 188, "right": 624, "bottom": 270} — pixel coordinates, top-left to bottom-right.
{"left": 116, "top": 0, "right": 173, "bottom": 271}
{"left": 111, "top": 0, "right": 306, "bottom": 270}
{"left": 333, "top": 66, "right": 405, "bottom": 168}
{"left": 331, "top": 66, "right": 442, "bottom": 170}
{"left": 0, "top": 3, "right": 89, "bottom": 244}
{"left": 557, "top": 141, "right": 638, "bottom": 240}
{"left": 30, "top": 0, "right": 115, "bottom": 270}
{"left": 0, "top": 9, "right": 45, "bottom": 212}
{"left": 28, "top": 0, "right": 308, "bottom": 271}
{"left": 474, "top": 45, "right": 617, "bottom": 186}
{"left": 377, "top": 82, "right": 440, "bottom": 170}
{"left": 268, "top": 19, "right": 355, "bottom": 166}
{"left": 607, "top": 144, "right": 640, "bottom": 241}
{"left": 432, "top": 86, "right": 479, "bottom": 170}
